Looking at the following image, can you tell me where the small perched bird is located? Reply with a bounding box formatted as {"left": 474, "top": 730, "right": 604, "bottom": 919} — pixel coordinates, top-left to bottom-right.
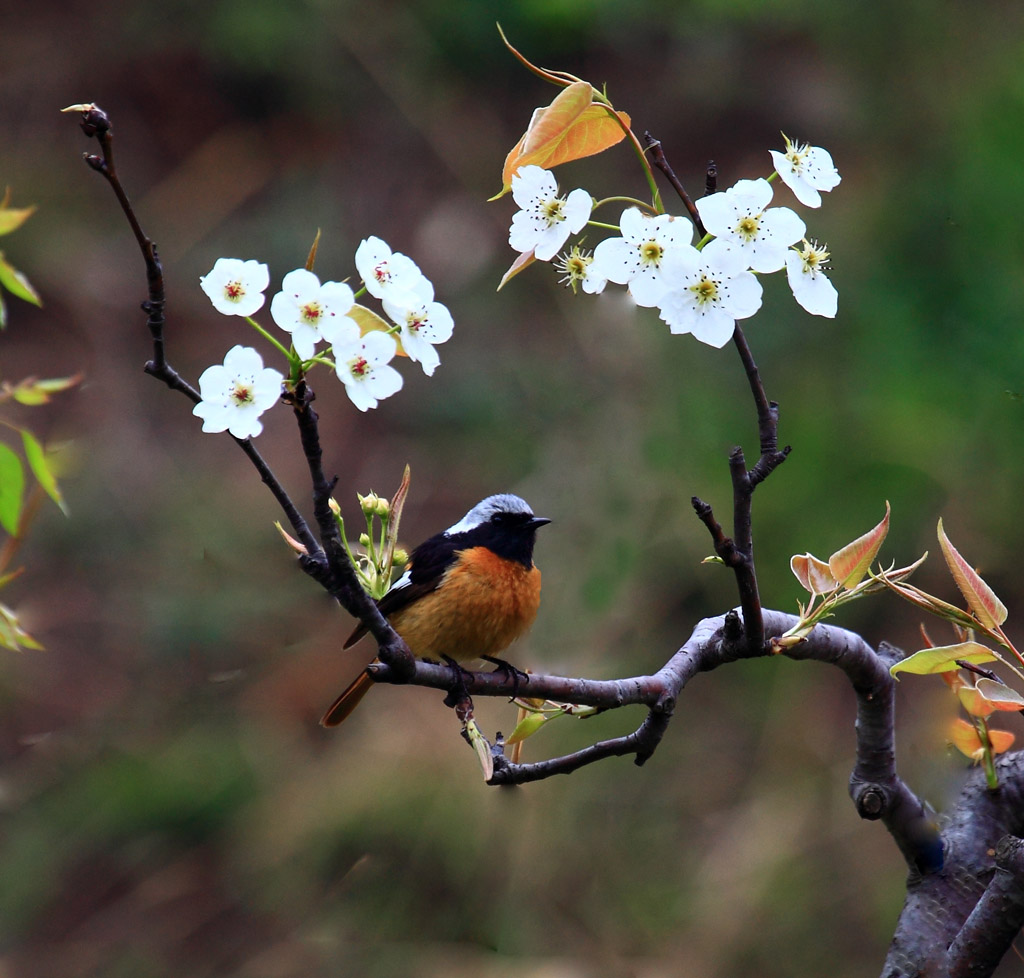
{"left": 320, "top": 493, "right": 550, "bottom": 726}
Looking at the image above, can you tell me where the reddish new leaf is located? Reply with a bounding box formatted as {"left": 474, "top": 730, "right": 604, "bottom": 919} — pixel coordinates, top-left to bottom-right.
{"left": 790, "top": 553, "right": 837, "bottom": 595}
{"left": 828, "top": 502, "right": 890, "bottom": 589}
{"left": 937, "top": 519, "right": 1007, "bottom": 629}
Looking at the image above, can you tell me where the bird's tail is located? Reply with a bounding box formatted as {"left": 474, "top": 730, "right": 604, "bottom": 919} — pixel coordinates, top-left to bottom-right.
{"left": 320, "top": 662, "right": 377, "bottom": 727}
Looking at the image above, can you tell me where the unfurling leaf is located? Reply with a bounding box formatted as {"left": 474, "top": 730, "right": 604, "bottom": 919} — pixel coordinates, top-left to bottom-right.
{"left": 498, "top": 82, "right": 630, "bottom": 194}
{"left": 889, "top": 641, "right": 998, "bottom": 678}
{"left": 380, "top": 464, "right": 411, "bottom": 581}
{"left": 305, "top": 229, "right": 322, "bottom": 272}
{"left": 828, "top": 501, "right": 890, "bottom": 589}
{"left": 497, "top": 249, "right": 537, "bottom": 291}
{"left": 790, "top": 553, "right": 837, "bottom": 595}
{"left": 464, "top": 717, "right": 494, "bottom": 781}
{"left": 274, "top": 521, "right": 308, "bottom": 555}
{"left": 937, "top": 518, "right": 1007, "bottom": 629}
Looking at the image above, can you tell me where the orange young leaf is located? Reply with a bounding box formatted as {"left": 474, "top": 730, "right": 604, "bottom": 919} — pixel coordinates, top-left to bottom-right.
{"left": 950, "top": 717, "right": 985, "bottom": 760}
{"left": 937, "top": 518, "right": 1007, "bottom": 629}
{"left": 889, "top": 641, "right": 998, "bottom": 678}
{"left": 988, "top": 727, "right": 1016, "bottom": 755}
{"left": 790, "top": 553, "right": 837, "bottom": 595}
{"left": 957, "top": 678, "right": 1024, "bottom": 718}
{"left": 828, "top": 501, "right": 890, "bottom": 589}
{"left": 499, "top": 83, "right": 630, "bottom": 194}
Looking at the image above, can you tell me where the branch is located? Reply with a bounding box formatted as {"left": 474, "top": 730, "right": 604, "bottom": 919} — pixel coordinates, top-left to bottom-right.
{"left": 360, "top": 605, "right": 942, "bottom": 874}
{"left": 68, "top": 102, "right": 413, "bottom": 676}
{"left": 68, "top": 103, "right": 321, "bottom": 560}
{"left": 947, "top": 834, "right": 1024, "bottom": 978}
{"left": 642, "top": 131, "right": 706, "bottom": 236}
{"left": 286, "top": 380, "right": 414, "bottom": 677}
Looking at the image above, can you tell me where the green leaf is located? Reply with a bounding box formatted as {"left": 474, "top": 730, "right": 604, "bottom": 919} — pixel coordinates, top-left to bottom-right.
{"left": 10, "top": 374, "right": 82, "bottom": 406}
{"left": 0, "top": 443, "right": 25, "bottom": 534}
{"left": 0, "top": 253, "right": 41, "bottom": 306}
{"left": 20, "top": 430, "right": 67, "bottom": 515}
{"left": 0, "top": 602, "right": 43, "bottom": 651}
{"left": 889, "top": 641, "right": 998, "bottom": 678}
{"left": 0, "top": 204, "right": 36, "bottom": 236}
{"left": 505, "top": 710, "right": 553, "bottom": 745}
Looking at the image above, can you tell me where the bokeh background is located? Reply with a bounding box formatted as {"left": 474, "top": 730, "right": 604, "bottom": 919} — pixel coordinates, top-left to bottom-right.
{"left": 3, "top": 1, "right": 1024, "bottom": 975}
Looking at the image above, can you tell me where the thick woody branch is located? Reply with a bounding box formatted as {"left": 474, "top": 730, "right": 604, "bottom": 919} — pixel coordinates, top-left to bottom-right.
{"left": 363, "top": 606, "right": 943, "bottom": 876}
{"left": 885, "top": 751, "right": 1024, "bottom": 978}
{"left": 947, "top": 834, "right": 1024, "bottom": 978}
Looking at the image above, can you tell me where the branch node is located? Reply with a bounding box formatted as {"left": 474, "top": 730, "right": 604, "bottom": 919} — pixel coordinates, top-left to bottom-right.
{"left": 852, "top": 782, "right": 889, "bottom": 820}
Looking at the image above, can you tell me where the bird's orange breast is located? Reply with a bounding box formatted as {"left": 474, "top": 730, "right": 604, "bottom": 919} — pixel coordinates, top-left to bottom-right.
{"left": 387, "top": 547, "right": 541, "bottom": 663}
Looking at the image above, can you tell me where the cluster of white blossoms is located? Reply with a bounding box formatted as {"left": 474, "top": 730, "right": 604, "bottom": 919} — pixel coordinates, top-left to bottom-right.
{"left": 506, "top": 136, "right": 840, "bottom": 349}
{"left": 194, "top": 238, "right": 453, "bottom": 437}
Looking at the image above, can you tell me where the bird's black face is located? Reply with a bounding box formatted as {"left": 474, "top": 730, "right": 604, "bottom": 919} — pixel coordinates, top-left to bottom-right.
{"left": 457, "top": 508, "right": 550, "bottom": 568}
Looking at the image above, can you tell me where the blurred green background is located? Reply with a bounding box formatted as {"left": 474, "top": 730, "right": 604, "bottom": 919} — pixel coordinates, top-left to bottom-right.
{"left": 3, "top": 0, "right": 1024, "bottom": 975}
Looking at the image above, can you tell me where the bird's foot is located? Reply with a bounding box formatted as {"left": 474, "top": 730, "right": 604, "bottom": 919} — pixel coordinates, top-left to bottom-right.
{"left": 482, "top": 655, "right": 530, "bottom": 695}
{"left": 441, "top": 654, "right": 474, "bottom": 709}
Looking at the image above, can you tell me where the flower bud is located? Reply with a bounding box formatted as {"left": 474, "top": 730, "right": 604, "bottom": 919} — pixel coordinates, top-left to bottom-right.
{"left": 358, "top": 491, "right": 383, "bottom": 516}
{"left": 392, "top": 548, "right": 409, "bottom": 566}
{"left": 358, "top": 532, "right": 371, "bottom": 548}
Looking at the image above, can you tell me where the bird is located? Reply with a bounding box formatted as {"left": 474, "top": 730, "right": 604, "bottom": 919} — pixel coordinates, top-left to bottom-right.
{"left": 320, "top": 493, "right": 550, "bottom": 726}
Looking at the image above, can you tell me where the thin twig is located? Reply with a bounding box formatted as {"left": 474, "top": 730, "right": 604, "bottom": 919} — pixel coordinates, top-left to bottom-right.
{"left": 642, "top": 131, "right": 707, "bottom": 237}
{"left": 70, "top": 103, "right": 322, "bottom": 563}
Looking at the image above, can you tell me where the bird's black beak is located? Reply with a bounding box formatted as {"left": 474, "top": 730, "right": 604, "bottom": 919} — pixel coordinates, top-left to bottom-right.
{"left": 529, "top": 517, "right": 552, "bottom": 530}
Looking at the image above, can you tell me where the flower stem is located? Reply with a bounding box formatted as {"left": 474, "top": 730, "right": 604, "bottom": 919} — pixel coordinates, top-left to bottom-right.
{"left": 245, "top": 317, "right": 294, "bottom": 363}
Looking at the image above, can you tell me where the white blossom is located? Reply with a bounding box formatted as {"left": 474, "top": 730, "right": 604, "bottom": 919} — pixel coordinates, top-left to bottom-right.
{"left": 656, "top": 239, "right": 763, "bottom": 347}
{"left": 590, "top": 207, "right": 691, "bottom": 307}
{"left": 331, "top": 323, "right": 403, "bottom": 411}
{"left": 770, "top": 135, "right": 841, "bottom": 208}
{"left": 508, "top": 165, "right": 592, "bottom": 262}
{"left": 200, "top": 258, "right": 269, "bottom": 317}
{"left": 554, "top": 245, "right": 608, "bottom": 295}
{"left": 192, "top": 345, "right": 283, "bottom": 438}
{"left": 382, "top": 277, "right": 454, "bottom": 377}
{"left": 354, "top": 236, "right": 427, "bottom": 305}
{"left": 270, "top": 268, "right": 357, "bottom": 360}
{"left": 697, "top": 178, "right": 806, "bottom": 273}
{"left": 786, "top": 239, "right": 838, "bottom": 317}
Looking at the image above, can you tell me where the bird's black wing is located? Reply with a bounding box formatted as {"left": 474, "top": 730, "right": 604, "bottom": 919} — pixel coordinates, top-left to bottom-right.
{"left": 342, "top": 530, "right": 458, "bottom": 648}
